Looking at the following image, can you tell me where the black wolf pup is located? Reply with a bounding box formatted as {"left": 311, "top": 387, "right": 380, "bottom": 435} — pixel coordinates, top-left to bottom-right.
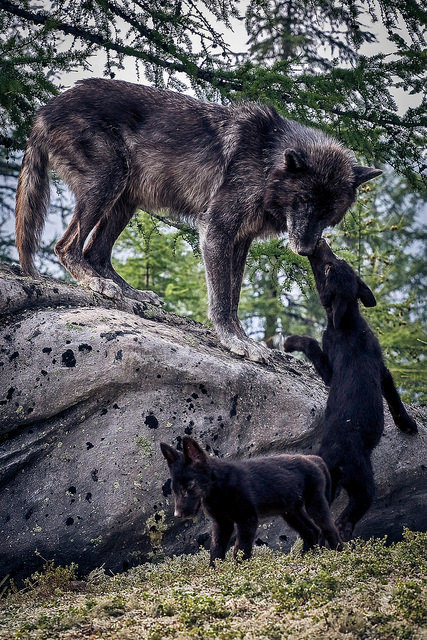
{"left": 15, "top": 78, "right": 381, "bottom": 362}
{"left": 160, "top": 436, "right": 342, "bottom": 565}
{"left": 284, "top": 239, "right": 417, "bottom": 541}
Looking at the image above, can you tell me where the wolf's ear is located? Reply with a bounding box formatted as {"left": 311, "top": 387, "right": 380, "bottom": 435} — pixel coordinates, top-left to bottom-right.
{"left": 357, "top": 278, "right": 376, "bottom": 307}
{"left": 160, "top": 442, "right": 180, "bottom": 466}
{"left": 353, "top": 165, "right": 382, "bottom": 187}
{"left": 284, "top": 148, "right": 306, "bottom": 172}
{"left": 183, "top": 437, "right": 208, "bottom": 465}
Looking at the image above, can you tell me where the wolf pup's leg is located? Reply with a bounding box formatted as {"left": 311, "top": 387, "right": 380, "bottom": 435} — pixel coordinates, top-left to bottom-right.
{"left": 284, "top": 335, "right": 332, "bottom": 384}
{"left": 233, "top": 517, "right": 258, "bottom": 561}
{"left": 381, "top": 366, "right": 418, "bottom": 434}
{"left": 305, "top": 490, "right": 342, "bottom": 550}
{"left": 337, "top": 459, "right": 375, "bottom": 542}
{"left": 209, "top": 518, "right": 234, "bottom": 566}
{"left": 283, "top": 506, "right": 321, "bottom": 552}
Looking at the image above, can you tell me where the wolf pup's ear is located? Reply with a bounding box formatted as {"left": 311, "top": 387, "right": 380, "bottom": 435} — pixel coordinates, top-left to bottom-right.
{"left": 284, "top": 148, "right": 306, "bottom": 172}
{"left": 353, "top": 165, "right": 382, "bottom": 187}
{"left": 357, "top": 278, "right": 376, "bottom": 307}
{"left": 160, "top": 442, "right": 180, "bottom": 466}
{"left": 183, "top": 437, "right": 208, "bottom": 465}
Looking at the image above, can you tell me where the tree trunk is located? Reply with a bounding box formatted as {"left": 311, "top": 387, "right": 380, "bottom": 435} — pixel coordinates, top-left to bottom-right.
{"left": 0, "top": 263, "right": 425, "bottom": 582}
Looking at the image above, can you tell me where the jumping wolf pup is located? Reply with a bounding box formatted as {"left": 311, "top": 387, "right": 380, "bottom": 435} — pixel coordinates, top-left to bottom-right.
{"left": 160, "top": 436, "right": 342, "bottom": 565}
{"left": 15, "top": 78, "right": 381, "bottom": 361}
{"left": 285, "top": 239, "right": 418, "bottom": 540}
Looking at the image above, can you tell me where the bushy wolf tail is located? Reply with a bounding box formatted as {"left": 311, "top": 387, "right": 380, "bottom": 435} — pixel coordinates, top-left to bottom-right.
{"left": 15, "top": 129, "right": 50, "bottom": 278}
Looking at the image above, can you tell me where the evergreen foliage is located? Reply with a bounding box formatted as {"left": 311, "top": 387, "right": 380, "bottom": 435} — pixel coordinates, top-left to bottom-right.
{"left": 112, "top": 212, "right": 208, "bottom": 322}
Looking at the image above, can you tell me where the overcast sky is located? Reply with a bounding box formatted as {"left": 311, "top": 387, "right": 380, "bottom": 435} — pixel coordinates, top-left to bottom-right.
{"left": 58, "top": 0, "right": 421, "bottom": 114}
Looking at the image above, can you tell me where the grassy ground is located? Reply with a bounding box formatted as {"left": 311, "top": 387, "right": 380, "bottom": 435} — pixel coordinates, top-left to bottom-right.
{"left": 0, "top": 530, "right": 426, "bottom": 640}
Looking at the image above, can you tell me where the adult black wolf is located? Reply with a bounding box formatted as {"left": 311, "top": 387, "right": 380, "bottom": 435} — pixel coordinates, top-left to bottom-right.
{"left": 160, "top": 436, "right": 342, "bottom": 565}
{"left": 15, "top": 78, "right": 381, "bottom": 361}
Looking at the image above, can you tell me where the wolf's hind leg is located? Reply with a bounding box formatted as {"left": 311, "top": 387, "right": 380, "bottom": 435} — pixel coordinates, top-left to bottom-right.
{"left": 54, "top": 167, "right": 130, "bottom": 298}
{"left": 305, "top": 492, "right": 342, "bottom": 550}
{"left": 283, "top": 506, "right": 320, "bottom": 552}
{"left": 83, "top": 194, "right": 161, "bottom": 306}
{"left": 55, "top": 203, "right": 120, "bottom": 299}
{"left": 337, "top": 460, "right": 375, "bottom": 541}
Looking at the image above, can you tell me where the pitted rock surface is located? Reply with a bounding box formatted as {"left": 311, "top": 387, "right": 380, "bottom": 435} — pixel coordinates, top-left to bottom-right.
{"left": 0, "top": 263, "right": 425, "bottom": 580}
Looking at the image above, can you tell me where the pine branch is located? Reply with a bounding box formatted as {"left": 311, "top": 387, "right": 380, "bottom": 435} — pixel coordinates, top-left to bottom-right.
{"left": 0, "top": 0, "right": 241, "bottom": 89}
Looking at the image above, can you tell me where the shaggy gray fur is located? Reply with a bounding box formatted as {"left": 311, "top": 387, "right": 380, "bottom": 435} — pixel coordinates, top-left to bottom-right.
{"left": 15, "top": 78, "right": 381, "bottom": 361}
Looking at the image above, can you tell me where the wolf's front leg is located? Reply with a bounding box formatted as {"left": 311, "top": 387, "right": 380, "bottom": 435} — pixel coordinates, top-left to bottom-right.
{"left": 209, "top": 518, "right": 234, "bottom": 566}
{"left": 201, "top": 226, "right": 270, "bottom": 363}
{"left": 284, "top": 335, "right": 332, "bottom": 384}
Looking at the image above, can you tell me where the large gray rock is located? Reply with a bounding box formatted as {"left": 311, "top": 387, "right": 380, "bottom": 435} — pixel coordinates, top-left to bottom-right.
{"left": 0, "top": 263, "right": 425, "bottom": 581}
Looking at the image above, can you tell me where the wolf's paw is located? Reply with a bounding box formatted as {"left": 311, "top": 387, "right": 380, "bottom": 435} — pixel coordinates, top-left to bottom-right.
{"left": 86, "top": 277, "right": 123, "bottom": 300}
{"left": 124, "top": 288, "right": 162, "bottom": 306}
{"left": 219, "top": 333, "right": 271, "bottom": 364}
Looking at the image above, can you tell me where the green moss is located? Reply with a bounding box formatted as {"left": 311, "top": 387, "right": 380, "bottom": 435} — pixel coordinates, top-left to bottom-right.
{"left": 135, "top": 436, "right": 153, "bottom": 457}
{"left": 64, "top": 321, "right": 83, "bottom": 330}
{"left": 146, "top": 510, "right": 167, "bottom": 549}
{"left": 392, "top": 578, "right": 427, "bottom": 623}
{"left": 1, "top": 531, "right": 426, "bottom": 639}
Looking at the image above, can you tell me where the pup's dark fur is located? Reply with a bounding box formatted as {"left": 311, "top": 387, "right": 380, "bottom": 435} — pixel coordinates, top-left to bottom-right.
{"left": 284, "top": 239, "right": 418, "bottom": 540}
{"left": 15, "top": 78, "right": 381, "bottom": 361}
{"left": 160, "top": 436, "right": 341, "bottom": 564}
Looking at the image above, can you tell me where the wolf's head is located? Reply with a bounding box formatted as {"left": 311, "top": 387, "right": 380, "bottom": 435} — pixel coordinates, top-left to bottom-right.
{"left": 309, "top": 239, "right": 376, "bottom": 328}
{"left": 160, "top": 437, "right": 212, "bottom": 519}
{"left": 264, "top": 138, "right": 382, "bottom": 256}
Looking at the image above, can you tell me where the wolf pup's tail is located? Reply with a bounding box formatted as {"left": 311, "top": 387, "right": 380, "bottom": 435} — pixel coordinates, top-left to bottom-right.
{"left": 15, "top": 127, "right": 50, "bottom": 278}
